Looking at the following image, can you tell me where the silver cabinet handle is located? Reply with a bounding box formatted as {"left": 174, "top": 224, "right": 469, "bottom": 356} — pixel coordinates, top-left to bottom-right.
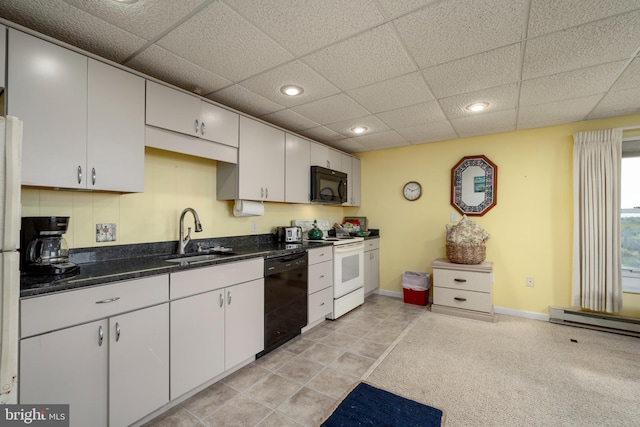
{"left": 96, "top": 297, "right": 120, "bottom": 304}
{"left": 454, "top": 278, "right": 467, "bottom": 283}
{"left": 327, "top": 160, "right": 330, "bottom": 168}
{"left": 320, "top": 302, "right": 325, "bottom": 306}
{"left": 201, "top": 122, "right": 205, "bottom": 136}
{"left": 227, "top": 290, "right": 232, "bottom": 305}
{"left": 98, "top": 325, "right": 104, "bottom": 347}
{"left": 319, "top": 275, "right": 325, "bottom": 278}
{"left": 115, "top": 322, "right": 121, "bottom": 342}
{"left": 91, "top": 167, "right": 96, "bottom": 185}
{"left": 194, "top": 119, "right": 199, "bottom": 134}
{"left": 265, "top": 187, "right": 268, "bottom": 198}
{"left": 219, "top": 292, "right": 224, "bottom": 308}
{"left": 77, "top": 166, "right": 82, "bottom": 184}
{"left": 454, "top": 297, "right": 467, "bottom": 302}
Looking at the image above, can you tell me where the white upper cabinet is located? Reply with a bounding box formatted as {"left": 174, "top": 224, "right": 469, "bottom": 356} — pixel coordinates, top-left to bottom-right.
{"left": 285, "top": 133, "right": 310, "bottom": 203}
{"left": 218, "top": 116, "right": 285, "bottom": 201}
{"left": 8, "top": 29, "right": 87, "bottom": 189}
{"left": 146, "top": 81, "right": 238, "bottom": 147}
{"left": 351, "top": 157, "right": 361, "bottom": 206}
{"left": 0, "top": 25, "right": 6, "bottom": 90}
{"left": 7, "top": 29, "right": 144, "bottom": 191}
{"left": 310, "top": 141, "right": 342, "bottom": 170}
{"left": 88, "top": 59, "right": 145, "bottom": 192}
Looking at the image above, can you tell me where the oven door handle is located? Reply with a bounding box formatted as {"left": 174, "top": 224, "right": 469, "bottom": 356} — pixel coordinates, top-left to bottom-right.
{"left": 334, "top": 242, "right": 364, "bottom": 253}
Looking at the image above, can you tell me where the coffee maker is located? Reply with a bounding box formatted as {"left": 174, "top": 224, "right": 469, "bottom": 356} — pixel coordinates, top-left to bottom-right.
{"left": 20, "top": 216, "right": 79, "bottom": 275}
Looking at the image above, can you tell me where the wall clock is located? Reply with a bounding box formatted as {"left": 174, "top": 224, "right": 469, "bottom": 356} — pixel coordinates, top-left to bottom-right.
{"left": 403, "top": 181, "right": 422, "bottom": 201}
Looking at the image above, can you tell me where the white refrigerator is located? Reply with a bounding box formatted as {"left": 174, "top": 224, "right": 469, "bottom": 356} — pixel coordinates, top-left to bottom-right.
{"left": 0, "top": 115, "right": 23, "bottom": 404}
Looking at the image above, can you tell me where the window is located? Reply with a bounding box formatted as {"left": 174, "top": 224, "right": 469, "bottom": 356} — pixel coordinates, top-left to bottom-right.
{"left": 621, "top": 136, "right": 640, "bottom": 293}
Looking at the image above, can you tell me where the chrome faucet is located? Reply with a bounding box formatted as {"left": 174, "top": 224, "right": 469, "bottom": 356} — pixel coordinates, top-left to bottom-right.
{"left": 178, "top": 208, "right": 203, "bottom": 254}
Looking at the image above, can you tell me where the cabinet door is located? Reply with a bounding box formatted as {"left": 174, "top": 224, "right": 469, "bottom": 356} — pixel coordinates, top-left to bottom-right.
{"left": 199, "top": 101, "right": 239, "bottom": 147}
{"left": 310, "top": 142, "right": 341, "bottom": 170}
{"left": 351, "top": 157, "right": 361, "bottom": 206}
{"left": 225, "top": 278, "right": 264, "bottom": 370}
{"left": 109, "top": 304, "right": 169, "bottom": 427}
{"left": 238, "top": 117, "right": 285, "bottom": 201}
{"left": 285, "top": 133, "right": 310, "bottom": 203}
{"left": 364, "top": 249, "right": 380, "bottom": 295}
{"left": 88, "top": 59, "right": 145, "bottom": 192}
{"left": 146, "top": 80, "right": 201, "bottom": 137}
{"left": 8, "top": 29, "right": 87, "bottom": 189}
{"left": 341, "top": 154, "right": 353, "bottom": 205}
{"left": 20, "top": 320, "right": 108, "bottom": 427}
{"left": 170, "top": 290, "right": 225, "bottom": 400}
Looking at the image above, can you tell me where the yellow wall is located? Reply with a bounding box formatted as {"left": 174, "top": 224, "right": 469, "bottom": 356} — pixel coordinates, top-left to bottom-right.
{"left": 21, "top": 148, "right": 345, "bottom": 248}
{"left": 345, "top": 114, "right": 640, "bottom": 318}
{"left": 23, "top": 115, "right": 640, "bottom": 318}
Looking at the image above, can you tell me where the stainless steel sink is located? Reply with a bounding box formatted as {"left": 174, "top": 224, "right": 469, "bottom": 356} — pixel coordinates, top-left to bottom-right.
{"left": 165, "top": 254, "right": 223, "bottom": 263}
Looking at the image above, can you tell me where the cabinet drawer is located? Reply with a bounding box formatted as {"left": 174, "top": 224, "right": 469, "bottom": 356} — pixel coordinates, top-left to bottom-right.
{"left": 364, "top": 239, "right": 379, "bottom": 251}
{"left": 21, "top": 275, "right": 168, "bottom": 338}
{"left": 308, "top": 246, "right": 332, "bottom": 264}
{"left": 433, "top": 287, "right": 492, "bottom": 313}
{"left": 308, "top": 261, "right": 332, "bottom": 294}
{"left": 433, "top": 268, "right": 490, "bottom": 293}
{"left": 170, "top": 258, "right": 263, "bottom": 299}
{"left": 308, "top": 287, "right": 332, "bottom": 324}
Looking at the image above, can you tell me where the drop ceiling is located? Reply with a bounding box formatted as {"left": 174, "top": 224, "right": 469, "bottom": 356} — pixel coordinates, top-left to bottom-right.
{"left": 1, "top": 0, "right": 640, "bottom": 153}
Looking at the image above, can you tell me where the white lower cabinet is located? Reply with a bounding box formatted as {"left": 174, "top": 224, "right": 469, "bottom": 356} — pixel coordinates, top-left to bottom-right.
{"left": 307, "top": 247, "right": 333, "bottom": 325}
{"left": 364, "top": 238, "right": 380, "bottom": 295}
{"left": 19, "top": 275, "right": 169, "bottom": 427}
{"left": 169, "top": 259, "right": 264, "bottom": 399}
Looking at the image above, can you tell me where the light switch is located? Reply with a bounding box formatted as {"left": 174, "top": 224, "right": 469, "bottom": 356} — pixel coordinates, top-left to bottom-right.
{"left": 450, "top": 212, "right": 458, "bottom": 222}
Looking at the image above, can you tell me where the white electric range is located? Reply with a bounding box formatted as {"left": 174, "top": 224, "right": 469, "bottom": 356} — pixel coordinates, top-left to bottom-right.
{"left": 293, "top": 220, "right": 365, "bottom": 319}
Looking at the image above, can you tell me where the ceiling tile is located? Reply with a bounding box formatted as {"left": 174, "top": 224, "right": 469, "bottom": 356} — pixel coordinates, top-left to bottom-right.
{"left": 611, "top": 57, "right": 640, "bottom": 91}
{"left": 352, "top": 130, "right": 409, "bottom": 149}
{"left": 347, "top": 72, "right": 434, "bottom": 113}
{"left": 439, "top": 84, "right": 519, "bottom": 120}
{"left": 260, "top": 109, "right": 320, "bottom": 131}
{"left": 298, "top": 126, "right": 345, "bottom": 142}
{"left": 423, "top": 44, "right": 521, "bottom": 98}
{"left": 325, "top": 115, "right": 391, "bottom": 138}
{"left": 225, "top": 0, "right": 385, "bottom": 56}
{"left": 156, "top": 1, "right": 293, "bottom": 82}
{"left": 450, "top": 109, "right": 517, "bottom": 138}
{"left": 527, "top": 0, "right": 640, "bottom": 38}
{"left": 393, "top": 0, "right": 525, "bottom": 68}
{"left": 62, "top": 0, "right": 205, "bottom": 40}
{"left": 238, "top": 60, "right": 340, "bottom": 108}
{"left": 523, "top": 10, "right": 640, "bottom": 80}
{"left": 126, "top": 45, "right": 231, "bottom": 95}
{"left": 376, "top": 0, "right": 441, "bottom": 19}
{"left": 290, "top": 94, "right": 369, "bottom": 125}
{"left": 327, "top": 138, "right": 367, "bottom": 153}
{"left": 517, "top": 95, "right": 602, "bottom": 127}
{"left": 209, "top": 85, "right": 284, "bottom": 117}
{"left": 0, "top": 0, "right": 147, "bottom": 62}
{"left": 302, "top": 24, "right": 416, "bottom": 90}
{"left": 396, "top": 121, "right": 458, "bottom": 144}
{"left": 520, "top": 61, "right": 627, "bottom": 107}
{"left": 589, "top": 87, "right": 640, "bottom": 119}
{"left": 377, "top": 101, "right": 446, "bottom": 129}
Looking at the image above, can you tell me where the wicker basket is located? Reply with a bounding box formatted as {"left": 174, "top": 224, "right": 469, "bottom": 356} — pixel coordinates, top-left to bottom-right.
{"left": 446, "top": 242, "right": 486, "bottom": 264}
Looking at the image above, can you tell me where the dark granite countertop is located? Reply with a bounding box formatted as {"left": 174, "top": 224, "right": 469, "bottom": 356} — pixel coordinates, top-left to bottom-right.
{"left": 20, "top": 234, "right": 334, "bottom": 299}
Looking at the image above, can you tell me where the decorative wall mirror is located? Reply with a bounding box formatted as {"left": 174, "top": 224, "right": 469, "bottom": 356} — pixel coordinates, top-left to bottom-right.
{"left": 451, "top": 155, "right": 497, "bottom": 216}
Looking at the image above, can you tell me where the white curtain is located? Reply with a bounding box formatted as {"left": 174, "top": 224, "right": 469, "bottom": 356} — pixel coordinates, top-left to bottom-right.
{"left": 572, "top": 128, "right": 623, "bottom": 312}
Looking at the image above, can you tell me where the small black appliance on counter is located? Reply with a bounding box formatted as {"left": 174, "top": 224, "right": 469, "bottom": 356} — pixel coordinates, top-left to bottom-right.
{"left": 20, "top": 216, "right": 79, "bottom": 275}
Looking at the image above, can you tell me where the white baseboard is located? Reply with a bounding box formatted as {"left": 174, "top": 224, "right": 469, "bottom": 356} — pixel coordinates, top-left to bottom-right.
{"left": 494, "top": 306, "right": 549, "bottom": 321}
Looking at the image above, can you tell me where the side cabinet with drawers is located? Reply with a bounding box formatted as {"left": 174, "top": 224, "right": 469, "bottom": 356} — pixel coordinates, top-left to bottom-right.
{"left": 431, "top": 258, "right": 495, "bottom": 322}
{"left": 307, "top": 246, "right": 334, "bottom": 327}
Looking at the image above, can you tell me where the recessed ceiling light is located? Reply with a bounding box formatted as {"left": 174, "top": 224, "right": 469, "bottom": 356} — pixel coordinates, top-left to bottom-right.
{"left": 465, "top": 102, "right": 490, "bottom": 112}
{"left": 351, "top": 126, "right": 368, "bottom": 134}
{"left": 280, "top": 85, "right": 304, "bottom": 96}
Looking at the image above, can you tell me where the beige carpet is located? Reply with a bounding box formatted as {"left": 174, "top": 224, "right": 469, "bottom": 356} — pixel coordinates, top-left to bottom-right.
{"left": 363, "top": 311, "right": 640, "bottom": 426}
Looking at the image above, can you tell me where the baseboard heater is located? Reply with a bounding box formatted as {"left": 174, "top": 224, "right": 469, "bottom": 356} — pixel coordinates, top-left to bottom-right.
{"left": 549, "top": 307, "right": 640, "bottom": 337}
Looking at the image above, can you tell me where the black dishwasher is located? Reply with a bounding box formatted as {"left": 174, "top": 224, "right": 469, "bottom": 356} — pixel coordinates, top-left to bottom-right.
{"left": 257, "top": 250, "right": 308, "bottom": 358}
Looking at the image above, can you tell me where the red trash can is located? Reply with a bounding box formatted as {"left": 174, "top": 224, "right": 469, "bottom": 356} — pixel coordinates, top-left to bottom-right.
{"left": 402, "top": 271, "right": 430, "bottom": 306}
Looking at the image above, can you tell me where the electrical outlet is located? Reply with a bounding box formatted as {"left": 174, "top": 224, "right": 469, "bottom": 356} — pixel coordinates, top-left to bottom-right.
{"left": 450, "top": 212, "right": 458, "bottom": 222}
{"left": 251, "top": 221, "right": 257, "bottom": 233}
{"left": 526, "top": 276, "right": 534, "bottom": 287}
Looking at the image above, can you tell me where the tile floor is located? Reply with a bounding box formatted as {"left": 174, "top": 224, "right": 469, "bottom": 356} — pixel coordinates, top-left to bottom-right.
{"left": 142, "top": 294, "right": 425, "bottom": 427}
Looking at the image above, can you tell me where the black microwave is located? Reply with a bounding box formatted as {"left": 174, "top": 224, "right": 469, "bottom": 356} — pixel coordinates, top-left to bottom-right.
{"left": 311, "top": 166, "right": 347, "bottom": 204}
